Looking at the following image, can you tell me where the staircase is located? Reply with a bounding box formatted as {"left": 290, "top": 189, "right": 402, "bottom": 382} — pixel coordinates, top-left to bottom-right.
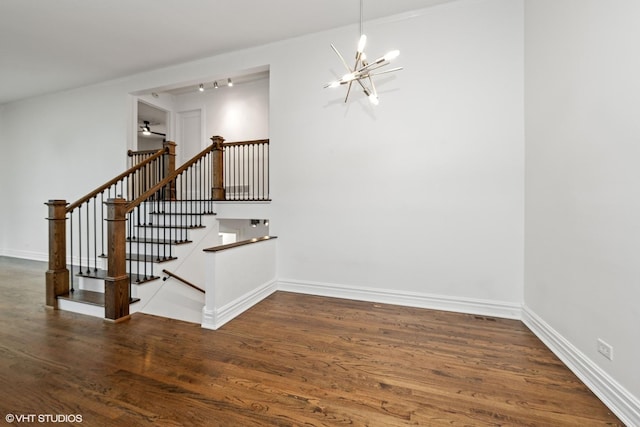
{"left": 57, "top": 201, "right": 218, "bottom": 324}
{"left": 45, "top": 136, "right": 271, "bottom": 324}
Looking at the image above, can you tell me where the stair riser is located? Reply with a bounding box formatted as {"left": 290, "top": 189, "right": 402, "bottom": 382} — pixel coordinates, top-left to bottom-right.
{"left": 94, "top": 257, "right": 167, "bottom": 276}
{"left": 77, "top": 275, "right": 104, "bottom": 293}
{"left": 57, "top": 298, "right": 104, "bottom": 319}
{"left": 143, "top": 215, "right": 205, "bottom": 227}
{"left": 139, "top": 201, "right": 216, "bottom": 215}
{"left": 130, "top": 227, "right": 196, "bottom": 241}
{"left": 125, "top": 241, "right": 179, "bottom": 255}
{"left": 75, "top": 270, "right": 161, "bottom": 293}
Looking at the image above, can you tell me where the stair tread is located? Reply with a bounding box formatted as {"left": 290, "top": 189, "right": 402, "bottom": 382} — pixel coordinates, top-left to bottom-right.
{"left": 137, "top": 224, "right": 206, "bottom": 230}
{"left": 125, "top": 254, "right": 178, "bottom": 263}
{"left": 126, "top": 237, "right": 192, "bottom": 245}
{"left": 76, "top": 269, "right": 160, "bottom": 284}
{"left": 58, "top": 290, "right": 141, "bottom": 306}
{"left": 149, "top": 212, "right": 216, "bottom": 216}
{"left": 59, "top": 289, "right": 104, "bottom": 306}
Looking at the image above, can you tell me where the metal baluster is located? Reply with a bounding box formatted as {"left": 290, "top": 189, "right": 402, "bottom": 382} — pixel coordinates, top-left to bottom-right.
{"left": 78, "top": 205, "right": 83, "bottom": 276}
{"left": 85, "top": 201, "right": 90, "bottom": 274}
{"left": 100, "top": 192, "right": 105, "bottom": 256}
{"left": 128, "top": 209, "right": 134, "bottom": 284}
{"left": 93, "top": 196, "right": 98, "bottom": 272}
{"left": 69, "top": 210, "right": 74, "bottom": 292}
{"left": 180, "top": 174, "right": 185, "bottom": 238}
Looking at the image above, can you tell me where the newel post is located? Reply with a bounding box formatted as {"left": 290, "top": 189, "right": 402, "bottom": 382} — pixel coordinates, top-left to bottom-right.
{"left": 163, "top": 140, "right": 177, "bottom": 200}
{"left": 211, "top": 135, "right": 226, "bottom": 200}
{"left": 104, "top": 198, "right": 130, "bottom": 322}
{"left": 45, "top": 200, "right": 69, "bottom": 308}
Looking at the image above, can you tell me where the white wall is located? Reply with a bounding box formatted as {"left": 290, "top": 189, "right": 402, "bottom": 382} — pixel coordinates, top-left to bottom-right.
{"left": 203, "top": 238, "right": 277, "bottom": 330}
{"left": 273, "top": 0, "right": 524, "bottom": 310}
{"left": 175, "top": 77, "right": 269, "bottom": 143}
{"left": 0, "top": 0, "right": 524, "bottom": 312}
{"left": 524, "top": 0, "right": 640, "bottom": 418}
{"left": 0, "top": 84, "right": 130, "bottom": 260}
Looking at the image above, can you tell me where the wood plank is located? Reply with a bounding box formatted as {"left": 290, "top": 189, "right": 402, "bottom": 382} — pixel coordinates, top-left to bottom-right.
{"left": 0, "top": 257, "right": 624, "bottom": 426}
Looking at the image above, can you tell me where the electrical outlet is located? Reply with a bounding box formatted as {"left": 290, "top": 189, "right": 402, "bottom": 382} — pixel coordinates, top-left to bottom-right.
{"left": 597, "top": 339, "right": 613, "bottom": 361}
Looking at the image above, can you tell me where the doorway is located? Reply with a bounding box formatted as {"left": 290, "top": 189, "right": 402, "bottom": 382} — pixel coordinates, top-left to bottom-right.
{"left": 137, "top": 101, "right": 168, "bottom": 151}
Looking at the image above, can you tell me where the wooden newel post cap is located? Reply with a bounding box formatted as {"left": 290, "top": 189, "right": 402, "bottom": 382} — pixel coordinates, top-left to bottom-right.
{"left": 210, "top": 135, "right": 225, "bottom": 149}
{"left": 45, "top": 200, "right": 68, "bottom": 220}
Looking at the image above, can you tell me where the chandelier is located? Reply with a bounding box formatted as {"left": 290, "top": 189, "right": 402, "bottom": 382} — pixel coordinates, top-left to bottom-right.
{"left": 324, "top": 0, "right": 403, "bottom": 105}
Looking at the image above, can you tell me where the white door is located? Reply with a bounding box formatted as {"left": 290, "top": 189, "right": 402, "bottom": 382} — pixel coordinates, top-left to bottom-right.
{"left": 176, "top": 109, "right": 203, "bottom": 166}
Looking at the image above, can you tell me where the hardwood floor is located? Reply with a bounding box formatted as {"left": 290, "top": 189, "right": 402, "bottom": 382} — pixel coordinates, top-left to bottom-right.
{"left": 0, "top": 256, "right": 623, "bottom": 426}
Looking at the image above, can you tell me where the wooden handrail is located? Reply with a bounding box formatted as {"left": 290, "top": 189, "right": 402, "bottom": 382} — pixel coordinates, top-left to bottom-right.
{"left": 127, "top": 148, "right": 160, "bottom": 156}
{"left": 66, "top": 147, "right": 167, "bottom": 213}
{"left": 126, "top": 136, "right": 224, "bottom": 212}
{"left": 223, "top": 139, "right": 269, "bottom": 147}
{"left": 162, "top": 269, "right": 204, "bottom": 293}
{"left": 203, "top": 235, "right": 277, "bottom": 253}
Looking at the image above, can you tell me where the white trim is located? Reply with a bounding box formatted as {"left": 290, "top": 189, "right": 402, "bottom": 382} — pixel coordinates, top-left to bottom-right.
{"left": 277, "top": 278, "right": 522, "bottom": 320}
{"left": 522, "top": 305, "right": 640, "bottom": 427}
{"left": 57, "top": 299, "right": 104, "bottom": 319}
{"left": 0, "top": 249, "right": 48, "bottom": 262}
{"left": 201, "top": 279, "right": 278, "bottom": 330}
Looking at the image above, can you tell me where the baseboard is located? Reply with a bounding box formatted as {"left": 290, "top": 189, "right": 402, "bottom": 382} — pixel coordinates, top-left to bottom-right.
{"left": 277, "top": 278, "right": 522, "bottom": 320}
{"left": 201, "top": 279, "right": 278, "bottom": 330}
{"left": 522, "top": 305, "right": 640, "bottom": 426}
{"left": 0, "top": 249, "right": 48, "bottom": 263}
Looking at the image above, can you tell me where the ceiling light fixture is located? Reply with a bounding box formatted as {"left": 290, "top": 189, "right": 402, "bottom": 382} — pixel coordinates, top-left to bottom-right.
{"left": 199, "top": 83, "right": 204, "bottom": 92}
{"left": 227, "top": 78, "right": 233, "bottom": 87}
{"left": 141, "top": 121, "right": 151, "bottom": 136}
{"left": 214, "top": 81, "right": 219, "bottom": 89}
{"left": 324, "top": 0, "right": 402, "bottom": 105}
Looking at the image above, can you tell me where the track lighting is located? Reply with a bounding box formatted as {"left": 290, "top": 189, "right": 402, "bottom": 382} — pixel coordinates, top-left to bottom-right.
{"left": 214, "top": 81, "right": 218, "bottom": 89}
{"left": 250, "top": 219, "right": 259, "bottom": 227}
{"left": 227, "top": 78, "right": 233, "bottom": 87}
{"left": 199, "top": 83, "right": 204, "bottom": 92}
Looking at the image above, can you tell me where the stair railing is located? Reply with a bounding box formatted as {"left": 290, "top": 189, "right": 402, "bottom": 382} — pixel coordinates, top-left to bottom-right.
{"left": 46, "top": 135, "right": 270, "bottom": 321}
{"left": 45, "top": 143, "right": 175, "bottom": 317}
{"left": 223, "top": 139, "right": 269, "bottom": 201}
{"left": 104, "top": 136, "right": 225, "bottom": 320}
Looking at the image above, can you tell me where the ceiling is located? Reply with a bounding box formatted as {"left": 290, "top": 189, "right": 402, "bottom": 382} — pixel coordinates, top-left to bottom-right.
{"left": 0, "top": 0, "right": 456, "bottom": 105}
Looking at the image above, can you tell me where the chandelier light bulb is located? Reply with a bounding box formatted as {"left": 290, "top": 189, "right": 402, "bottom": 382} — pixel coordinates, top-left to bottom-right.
{"left": 384, "top": 50, "right": 400, "bottom": 61}
{"left": 368, "top": 93, "right": 379, "bottom": 105}
{"left": 342, "top": 72, "right": 356, "bottom": 82}
{"left": 357, "top": 34, "right": 367, "bottom": 53}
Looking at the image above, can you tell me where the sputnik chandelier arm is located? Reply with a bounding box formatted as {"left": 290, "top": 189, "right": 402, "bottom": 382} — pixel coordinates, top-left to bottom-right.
{"left": 324, "top": 0, "right": 402, "bottom": 105}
